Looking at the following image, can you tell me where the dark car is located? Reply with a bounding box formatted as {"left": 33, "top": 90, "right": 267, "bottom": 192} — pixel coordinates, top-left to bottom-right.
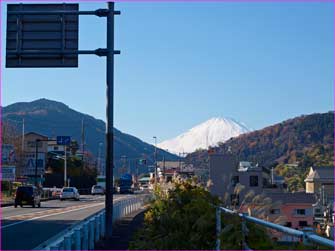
{"left": 14, "top": 186, "right": 41, "bottom": 208}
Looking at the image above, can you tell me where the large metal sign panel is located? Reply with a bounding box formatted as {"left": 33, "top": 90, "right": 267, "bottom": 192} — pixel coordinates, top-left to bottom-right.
{"left": 6, "top": 4, "right": 79, "bottom": 68}
{"left": 1, "top": 144, "right": 16, "bottom": 164}
{"left": 1, "top": 166, "right": 16, "bottom": 181}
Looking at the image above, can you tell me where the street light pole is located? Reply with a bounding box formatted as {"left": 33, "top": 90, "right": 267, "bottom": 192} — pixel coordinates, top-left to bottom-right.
{"left": 105, "top": 1, "right": 120, "bottom": 239}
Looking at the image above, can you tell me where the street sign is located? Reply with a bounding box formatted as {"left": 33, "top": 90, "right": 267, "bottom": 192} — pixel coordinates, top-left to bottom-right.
{"left": 6, "top": 4, "right": 79, "bottom": 68}
{"left": 23, "top": 153, "right": 45, "bottom": 176}
{"left": 5, "top": 2, "right": 120, "bottom": 239}
{"left": 57, "top": 136, "right": 71, "bottom": 145}
{"left": 1, "top": 166, "right": 16, "bottom": 181}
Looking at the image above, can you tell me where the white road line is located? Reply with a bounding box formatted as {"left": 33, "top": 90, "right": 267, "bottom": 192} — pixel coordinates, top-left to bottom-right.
{"left": 1, "top": 198, "right": 105, "bottom": 216}
{"left": 1, "top": 197, "right": 128, "bottom": 230}
{"left": 1, "top": 202, "right": 104, "bottom": 230}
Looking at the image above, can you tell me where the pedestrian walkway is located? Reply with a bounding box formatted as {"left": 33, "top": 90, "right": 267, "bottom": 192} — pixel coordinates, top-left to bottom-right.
{"left": 95, "top": 208, "right": 146, "bottom": 250}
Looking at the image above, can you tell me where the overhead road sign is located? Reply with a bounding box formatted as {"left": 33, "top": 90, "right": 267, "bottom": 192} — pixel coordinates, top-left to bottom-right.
{"left": 57, "top": 136, "right": 71, "bottom": 146}
{"left": 5, "top": 1, "right": 121, "bottom": 239}
{"left": 6, "top": 4, "right": 79, "bottom": 68}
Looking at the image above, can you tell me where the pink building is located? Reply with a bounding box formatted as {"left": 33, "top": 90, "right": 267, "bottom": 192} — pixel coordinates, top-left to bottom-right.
{"left": 240, "top": 192, "right": 316, "bottom": 242}
{"left": 266, "top": 192, "right": 316, "bottom": 241}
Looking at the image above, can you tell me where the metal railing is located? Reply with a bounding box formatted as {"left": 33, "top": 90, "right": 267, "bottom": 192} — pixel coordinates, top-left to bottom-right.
{"left": 34, "top": 195, "right": 150, "bottom": 250}
{"left": 216, "top": 206, "right": 335, "bottom": 250}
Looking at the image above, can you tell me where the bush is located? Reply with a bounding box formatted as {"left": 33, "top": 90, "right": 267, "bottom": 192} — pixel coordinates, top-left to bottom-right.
{"left": 129, "top": 178, "right": 275, "bottom": 250}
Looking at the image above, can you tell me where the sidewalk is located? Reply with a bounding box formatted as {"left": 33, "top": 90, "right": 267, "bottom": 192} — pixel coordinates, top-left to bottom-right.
{"left": 95, "top": 208, "right": 146, "bottom": 250}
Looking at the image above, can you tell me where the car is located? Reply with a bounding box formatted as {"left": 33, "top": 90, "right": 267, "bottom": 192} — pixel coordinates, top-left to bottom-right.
{"left": 91, "top": 185, "right": 105, "bottom": 195}
{"left": 14, "top": 186, "right": 41, "bottom": 208}
{"left": 60, "top": 187, "right": 80, "bottom": 201}
{"left": 52, "top": 188, "right": 62, "bottom": 198}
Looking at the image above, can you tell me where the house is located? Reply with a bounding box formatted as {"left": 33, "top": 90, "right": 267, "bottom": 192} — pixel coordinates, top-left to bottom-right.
{"left": 22, "top": 132, "right": 49, "bottom": 181}
{"left": 247, "top": 192, "right": 316, "bottom": 242}
{"left": 156, "top": 161, "right": 194, "bottom": 182}
{"left": 47, "top": 139, "right": 66, "bottom": 155}
{"left": 305, "top": 166, "right": 334, "bottom": 202}
{"left": 266, "top": 192, "right": 316, "bottom": 229}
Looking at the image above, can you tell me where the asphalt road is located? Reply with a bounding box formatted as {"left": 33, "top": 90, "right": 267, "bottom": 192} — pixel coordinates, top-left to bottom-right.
{"left": 1, "top": 194, "right": 135, "bottom": 250}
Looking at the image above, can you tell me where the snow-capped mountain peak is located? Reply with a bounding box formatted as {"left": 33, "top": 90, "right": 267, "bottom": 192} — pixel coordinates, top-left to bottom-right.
{"left": 158, "top": 117, "right": 251, "bottom": 154}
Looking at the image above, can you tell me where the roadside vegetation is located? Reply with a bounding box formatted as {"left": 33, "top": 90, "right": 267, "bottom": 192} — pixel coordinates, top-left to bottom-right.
{"left": 130, "top": 178, "right": 279, "bottom": 250}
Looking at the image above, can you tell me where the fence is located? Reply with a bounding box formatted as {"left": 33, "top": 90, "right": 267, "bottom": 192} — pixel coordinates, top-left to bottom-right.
{"left": 216, "top": 206, "right": 335, "bottom": 250}
{"left": 34, "top": 195, "right": 149, "bottom": 250}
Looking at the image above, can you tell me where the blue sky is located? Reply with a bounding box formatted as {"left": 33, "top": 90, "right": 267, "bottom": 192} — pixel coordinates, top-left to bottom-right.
{"left": 1, "top": 1, "right": 334, "bottom": 144}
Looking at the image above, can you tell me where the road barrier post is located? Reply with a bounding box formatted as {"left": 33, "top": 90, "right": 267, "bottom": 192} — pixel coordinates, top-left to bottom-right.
{"left": 64, "top": 235, "right": 72, "bottom": 250}
{"left": 117, "top": 202, "right": 120, "bottom": 219}
{"left": 100, "top": 213, "right": 105, "bottom": 237}
{"left": 96, "top": 215, "right": 100, "bottom": 242}
{"left": 50, "top": 244, "right": 59, "bottom": 250}
{"left": 82, "top": 223, "right": 89, "bottom": 250}
{"left": 74, "top": 228, "right": 81, "bottom": 250}
{"left": 89, "top": 219, "right": 95, "bottom": 249}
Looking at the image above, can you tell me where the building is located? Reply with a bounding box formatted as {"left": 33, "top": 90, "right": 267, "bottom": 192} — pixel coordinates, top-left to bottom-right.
{"left": 22, "top": 132, "right": 48, "bottom": 181}
{"left": 156, "top": 161, "right": 194, "bottom": 182}
{"left": 304, "top": 166, "right": 334, "bottom": 238}
{"left": 209, "top": 154, "right": 264, "bottom": 205}
{"left": 47, "top": 139, "right": 66, "bottom": 155}
{"left": 251, "top": 192, "right": 316, "bottom": 242}
{"left": 305, "top": 166, "right": 334, "bottom": 202}
{"left": 266, "top": 192, "right": 315, "bottom": 228}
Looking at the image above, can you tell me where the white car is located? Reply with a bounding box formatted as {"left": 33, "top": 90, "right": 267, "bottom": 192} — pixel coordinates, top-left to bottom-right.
{"left": 60, "top": 187, "right": 80, "bottom": 201}
{"left": 91, "top": 185, "right": 105, "bottom": 195}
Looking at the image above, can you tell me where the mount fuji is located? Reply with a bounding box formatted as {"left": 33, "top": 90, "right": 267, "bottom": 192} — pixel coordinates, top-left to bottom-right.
{"left": 158, "top": 117, "right": 251, "bottom": 154}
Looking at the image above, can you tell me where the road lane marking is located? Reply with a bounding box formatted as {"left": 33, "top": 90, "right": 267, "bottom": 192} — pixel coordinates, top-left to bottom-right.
{"left": 1, "top": 197, "right": 129, "bottom": 230}
{"left": 1, "top": 198, "right": 105, "bottom": 217}
{"left": 3, "top": 204, "right": 90, "bottom": 220}
{"left": 1, "top": 202, "right": 104, "bottom": 230}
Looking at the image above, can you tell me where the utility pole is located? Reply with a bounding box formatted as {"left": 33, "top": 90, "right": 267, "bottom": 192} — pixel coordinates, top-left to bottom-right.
{"left": 153, "top": 136, "right": 157, "bottom": 186}
{"left": 64, "top": 145, "right": 67, "bottom": 187}
{"left": 22, "top": 118, "right": 25, "bottom": 153}
{"left": 81, "top": 118, "right": 85, "bottom": 162}
{"left": 163, "top": 154, "right": 165, "bottom": 183}
{"left": 35, "top": 139, "right": 39, "bottom": 186}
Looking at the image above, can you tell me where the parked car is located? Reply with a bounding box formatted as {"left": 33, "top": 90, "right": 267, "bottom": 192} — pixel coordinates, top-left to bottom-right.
{"left": 60, "top": 187, "right": 80, "bottom": 201}
{"left": 91, "top": 185, "right": 105, "bottom": 195}
{"left": 52, "top": 188, "right": 62, "bottom": 199}
{"left": 14, "top": 185, "right": 41, "bottom": 208}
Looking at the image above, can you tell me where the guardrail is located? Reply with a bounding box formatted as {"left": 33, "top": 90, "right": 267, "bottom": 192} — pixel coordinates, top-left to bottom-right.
{"left": 35, "top": 195, "right": 150, "bottom": 250}
{"left": 216, "top": 206, "right": 335, "bottom": 250}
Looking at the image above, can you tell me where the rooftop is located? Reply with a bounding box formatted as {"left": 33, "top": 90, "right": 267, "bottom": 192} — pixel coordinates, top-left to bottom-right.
{"left": 265, "top": 192, "right": 317, "bottom": 204}
{"left": 305, "top": 166, "right": 334, "bottom": 182}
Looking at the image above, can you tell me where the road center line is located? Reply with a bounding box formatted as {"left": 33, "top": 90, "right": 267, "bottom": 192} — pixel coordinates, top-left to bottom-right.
{"left": 1, "top": 202, "right": 104, "bottom": 230}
